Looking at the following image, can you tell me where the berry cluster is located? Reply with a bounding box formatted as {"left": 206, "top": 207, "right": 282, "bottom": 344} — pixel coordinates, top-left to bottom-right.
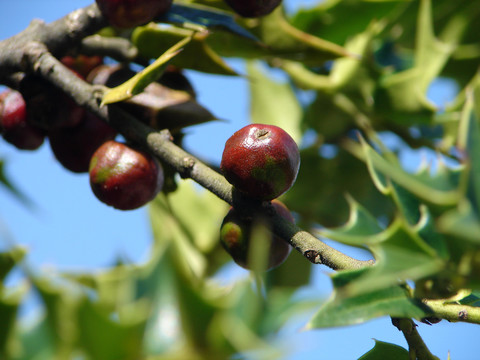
{"left": 1, "top": 0, "right": 291, "bottom": 267}
{"left": 220, "top": 124, "right": 300, "bottom": 270}
{"left": 0, "top": 55, "right": 164, "bottom": 211}
{"left": 94, "top": 0, "right": 282, "bottom": 29}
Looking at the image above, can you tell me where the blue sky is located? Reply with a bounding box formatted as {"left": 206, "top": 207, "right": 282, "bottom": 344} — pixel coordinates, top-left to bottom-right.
{"left": 0, "top": 1, "right": 478, "bottom": 359}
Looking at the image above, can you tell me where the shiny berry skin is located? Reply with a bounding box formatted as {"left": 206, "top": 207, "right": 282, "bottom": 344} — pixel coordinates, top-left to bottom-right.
{"left": 0, "top": 90, "right": 44, "bottom": 150}
{"left": 220, "top": 124, "right": 300, "bottom": 200}
{"left": 224, "top": 0, "right": 282, "bottom": 18}
{"left": 49, "top": 112, "right": 117, "bottom": 173}
{"left": 95, "top": 0, "right": 173, "bottom": 28}
{"left": 89, "top": 141, "right": 164, "bottom": 210}
{"left": 220, "top": 200, "right": 293, "bottom": 270}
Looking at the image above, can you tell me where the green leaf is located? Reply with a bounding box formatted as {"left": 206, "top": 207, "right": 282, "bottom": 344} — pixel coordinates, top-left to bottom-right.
{"left": 318, "top": 196, "right": 384, "bottom": 246}
{"left": 0, "top": 285, "right": 25, "bottom": 358}
{"left": 346, "top": 136, "right": 465, "bottom": 208}
{"left": 457, "top": 291, "right": 480, "bottom": 306}
{"left": 132, "top": 25, "right": 237, "bottom": 75}
{"left": 160, "top": 180, "right": 229, "bottom": 254}
{"left": 281, "top": 19, "right": 383, "bottom": 93}
{"left": 77, "top": 298, "right": 149, "bottom": 360}
{"left": 247, "top": 62, "right": 302, "bottom": 143}
{"left": 0, "top": 160, "right": 33, "bottom": 208}
{"left": 283, "top": 147, "right": 390, "bottom": 227}
{"left": 30, "top": 277, "right": 80, "bottom": 358}
{"left": 13, "top": 316, "right": 56, "bottom": 360}
{"left": 0, "top": 246, "right": 27, "bottom": 283}
{"left": 254, "top": 6, "right": 352, "bottom": 64}
{"left": 307, "top": 269, "right": 431, "bottom": 329}
{"left": 149, "top": 180, "right": 229, "bottom": 279}
{"left": 265, "top": 249, "right": 312, "bottom": 289}
{"left": 290, "top": 0, "right": 409, "bottom": 46}
{"left": 101, "top": 35, "right": 192, "bottom": 105}
{"left": 457, "top": 87, "right": 480, "bottom": 213}
{"left": 162, "top": 3, "right": 258, "bottom": 41}
{"left": 438, "top": 200, "right": 480, "bottom": 244}
{"left": 359, "top": 340, "right": 410, "bottom": 360}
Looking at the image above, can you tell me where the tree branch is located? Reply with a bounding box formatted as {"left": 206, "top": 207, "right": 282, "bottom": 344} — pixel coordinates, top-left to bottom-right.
{"left": 0, "top": 3, "right": 372, "bottom": 272}
{"left": 424, "top": 299, "right": 480, "bottom": 325}
{"left": 392, "top": 318, "right": 440, "bottom": 360}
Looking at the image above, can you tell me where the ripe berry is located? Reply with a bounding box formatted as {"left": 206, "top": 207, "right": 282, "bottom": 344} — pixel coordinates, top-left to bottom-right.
{"left": 61, "top": 55, "right": 103, "bottom": 79}
{"left": 89, "top": 140, "right": 164, "bottom": 210}
{"left": 220, "top": 200, "right": 293, "bottom": 270}
{"left": 49, "top": 112, "right": 117, "bottom": 173}
{"left": 224, "top": 0, "right": 282, "bottom": 18}
{"left": 0, "top": 89, "right": 44, "bottom": 150}
{"left": 95, "top": 0, "right": 173, "bottom": 28}
{"left": 220, "top": 124, "right": 300, "bottom": 200}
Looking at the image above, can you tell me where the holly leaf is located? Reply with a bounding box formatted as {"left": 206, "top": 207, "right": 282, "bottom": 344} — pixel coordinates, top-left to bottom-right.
{"left": 0, "top": 246, "right": 27, "bottom": 282}
{"left": 306, "top": 268, "right": 432, "bottom": 329}
{"left": 132, "top": 24, "right": 237, "bottom": 75}
{"left": 345, "top": 136, "right": 465, "bottom": 208}
{"left": 359, "top": 340, "right": 410, "bottom": 360}
{"left": 254, "top": 6, "right": 351, "bottom": 64}
{"left": 101, "top": 35, "right": 192, "bottom": 105}
{"left": 161, "top": 3, "right": 258, "bottom": 41}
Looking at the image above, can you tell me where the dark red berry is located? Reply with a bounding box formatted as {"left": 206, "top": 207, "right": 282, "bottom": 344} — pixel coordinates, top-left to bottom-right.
{"left": 224, "top": 0, "right": 282, "bottom": 18}
{"left": 89, "top": 140, "right": 164, "bottom": 210}
{"left": 61, "top": 55, "right": 104, "bottom": 79}
{"left": 48, "top": 112, "right": 117, "bottom": 173}
{"left": 220, "top": 200, "right": 293, "bottom": 270}
{"left": 0, "top": 90, "right": 44, "bottom": 150}
{"left": 95, "top": 0, "right": 173, "bottom": 28}
{"left": 220, "top": 124, "right": 300, "bottom": 200}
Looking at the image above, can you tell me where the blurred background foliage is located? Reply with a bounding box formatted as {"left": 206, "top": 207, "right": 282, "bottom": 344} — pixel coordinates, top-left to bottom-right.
{"left": 2, "top": 0, "right": 480, "bottom": 358}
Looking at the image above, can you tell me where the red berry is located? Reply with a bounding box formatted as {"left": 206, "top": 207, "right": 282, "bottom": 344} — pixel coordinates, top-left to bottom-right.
{"left": 95, "top": 0, "right": 173, "bottom": 28}
{"left": 0, "top": 90, "right": 44, "bottom": 150}
{"left": 220, "top": 124, "right": 300, "bottom": 200}
{"left": 61, "top": 55, "right": 104, "bottom": 79}
{"left": 224, "top": 0, "right": 282, "bottom": 18}
{"left": 49, "top": 112, "right": 117, "bottom": 173}
{"left": 89, "top": 141, "right": 164, "bottom": 210}
{"left": 220, "top": 200, "right": 293, "bottom": 270}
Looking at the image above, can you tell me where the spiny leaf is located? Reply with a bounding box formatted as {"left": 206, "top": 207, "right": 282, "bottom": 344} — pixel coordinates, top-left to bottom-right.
{"left": 318, "top": 196, "right": 384, "bottom": 246}
{"left": 132, "top": 24, "right": 237, "bottom": 75}
{"left": 254, "top": 6, "right": 352, "bottom": 64}
{"left": 306, "top": 269, "right": 431, "bottom": 329}
{"left": 345, "top": 136, "right": 465, "bottom": 207}
{"left": 281, "top": 19, "right": 383, "bottom": 92}
{"left": 321, "top": 216, "right": 444, "bottom": 298}
{"left": 101, "top": 35, "right": 192, "bottom": 105}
